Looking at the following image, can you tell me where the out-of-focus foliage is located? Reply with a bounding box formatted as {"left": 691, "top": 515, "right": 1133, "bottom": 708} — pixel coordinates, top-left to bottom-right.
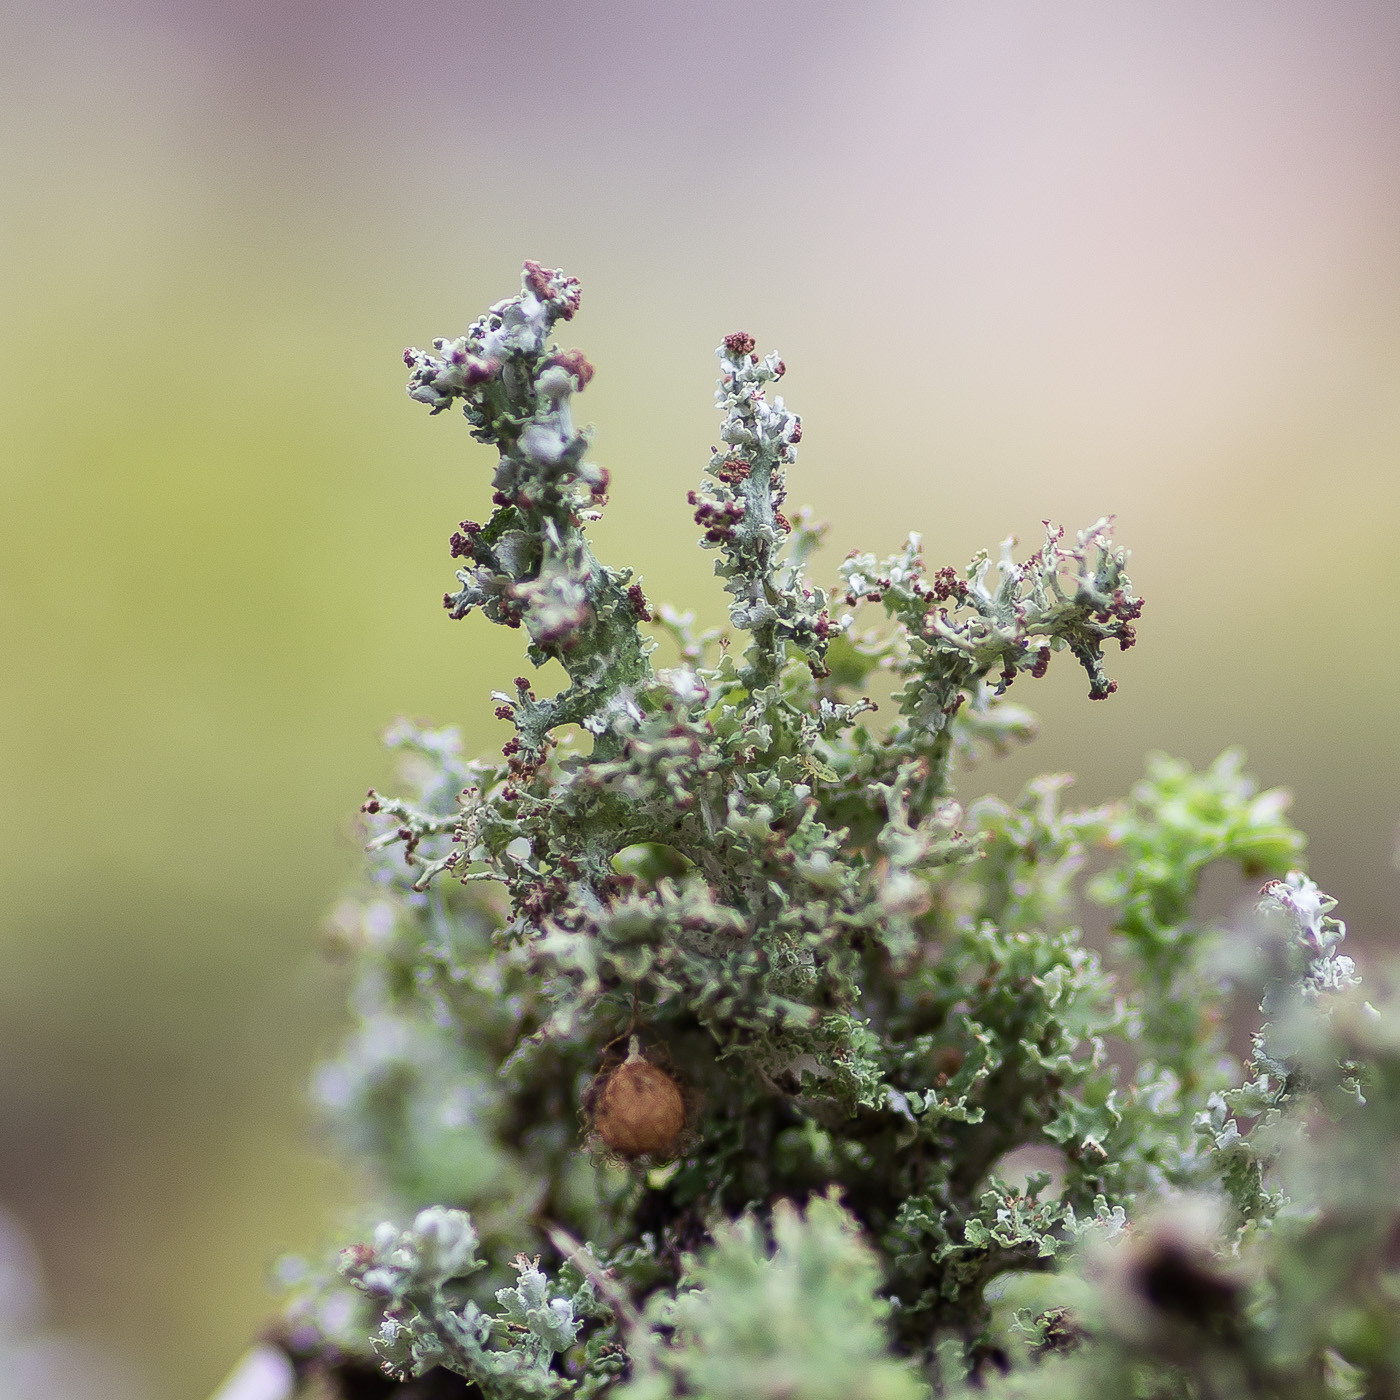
{"left": 263, "top": 267, "right": 1398, "bottom": 1399}
{"left": 623, "top": 1193, "right": 924, "bottom": 1400}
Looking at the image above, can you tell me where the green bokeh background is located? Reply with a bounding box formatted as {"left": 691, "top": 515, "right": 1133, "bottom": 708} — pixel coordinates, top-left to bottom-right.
{"left": 4, "top": 3, "right": 1400, "bottom": 1395}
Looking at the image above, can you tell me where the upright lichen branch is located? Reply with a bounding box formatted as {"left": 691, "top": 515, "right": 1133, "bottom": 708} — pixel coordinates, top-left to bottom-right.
{"left": 689, "top": 332, "right": 833, "bottom": 687}
{"left": 405, "top": 262, "right": 652, "bottom": 752}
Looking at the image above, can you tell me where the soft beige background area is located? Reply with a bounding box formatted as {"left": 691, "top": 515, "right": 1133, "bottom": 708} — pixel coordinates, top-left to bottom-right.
{"left": 3, "top": 3, "right": 1400, "bottom": 1395}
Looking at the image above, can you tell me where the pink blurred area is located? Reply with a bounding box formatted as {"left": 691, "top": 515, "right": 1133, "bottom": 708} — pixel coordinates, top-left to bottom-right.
{"left": 3, "top": 3, "right": 1400, "bottom": 1396}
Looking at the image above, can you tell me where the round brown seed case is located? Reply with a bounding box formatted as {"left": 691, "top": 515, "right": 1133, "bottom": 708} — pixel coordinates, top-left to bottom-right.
{"left": 589, "top": 1040, "right": 687, "bottom": 1160}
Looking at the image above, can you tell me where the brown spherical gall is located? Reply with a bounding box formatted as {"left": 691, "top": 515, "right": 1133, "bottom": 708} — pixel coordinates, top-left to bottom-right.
{"left": 590, "top": 1044, "right": 687, "bottom": 1160}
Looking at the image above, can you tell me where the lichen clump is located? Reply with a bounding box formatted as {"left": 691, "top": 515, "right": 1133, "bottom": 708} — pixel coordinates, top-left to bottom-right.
{"left": 270, "top": 265, "right": 1400, "bottom": 1400}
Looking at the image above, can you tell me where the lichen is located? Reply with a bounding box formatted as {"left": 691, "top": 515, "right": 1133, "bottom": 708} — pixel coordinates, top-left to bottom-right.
{"left": 269, "top": 266, "right": 1400, "bottom": 1400}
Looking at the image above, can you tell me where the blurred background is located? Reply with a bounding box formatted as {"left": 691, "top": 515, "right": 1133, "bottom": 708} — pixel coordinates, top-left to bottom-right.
{"left": 3, "top": 1, "right": 1400, "bottom": 1394}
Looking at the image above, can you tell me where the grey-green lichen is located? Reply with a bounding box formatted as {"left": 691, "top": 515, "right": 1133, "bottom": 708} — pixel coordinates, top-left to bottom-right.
{"left": 270, "top": 265, "right": 1400, "bottom": 1400}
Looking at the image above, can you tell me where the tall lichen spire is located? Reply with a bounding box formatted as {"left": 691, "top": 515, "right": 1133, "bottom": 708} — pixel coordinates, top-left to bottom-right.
{"left": 405, "top": 262, "right": 652, "bottom": 753}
